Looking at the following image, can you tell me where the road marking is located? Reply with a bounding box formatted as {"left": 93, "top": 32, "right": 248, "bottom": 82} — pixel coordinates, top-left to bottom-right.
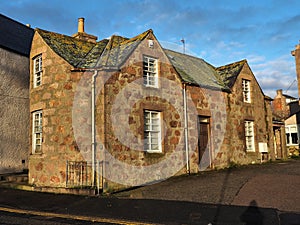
{"left": 0, "top": 206, "right": 160, "bottom": 225}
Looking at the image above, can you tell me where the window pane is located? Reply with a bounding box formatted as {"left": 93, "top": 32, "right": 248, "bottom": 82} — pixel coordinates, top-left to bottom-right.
{"left": 33, "top": 111, "right": 43, "bottom": 154}
{"left": 245, "top": 121, "right": 254, "bottom": 151}
{"left": 143, "top": 56, "right": 158, "bottom": 87}
{"left": 144, "top": 111, "right": 161, "bottom": 152}
{"left": 286, "top": 134, "right": 290, "bottom": 144}
{"left": 291, "top": 133, "right": 298, "bottom": 144}
{"left": 33, "top": 55, "right": 42, "bottom": 87}
{"left": 242, "top": 79, "right": 251, "bottom": 103}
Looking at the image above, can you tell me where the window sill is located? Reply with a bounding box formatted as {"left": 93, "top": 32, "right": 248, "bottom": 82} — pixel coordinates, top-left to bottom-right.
{"left": 246, "top": 150, "right": 256, "bottom": 153}
{"left": 144, "top": 86, "right": 159, "bottom": 90}
{"left": 30, "top": 152, "right": 44, "bottom": 157}
{"left": 144, "top": 151, "right": 164, "bottom": 157}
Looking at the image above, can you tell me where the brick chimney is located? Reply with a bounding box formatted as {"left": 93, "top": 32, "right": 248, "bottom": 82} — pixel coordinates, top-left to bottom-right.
{"left": 78, "top": 18, "right": 85, "bottom": 32}
{"left": 291, "top": 43, "right": 300, "bottom": 99}
{"left": 273, "top": 89, "right": 289, "bottom": 119}
{"left": 72, "top": 17, "right": 97, "bottom": 43}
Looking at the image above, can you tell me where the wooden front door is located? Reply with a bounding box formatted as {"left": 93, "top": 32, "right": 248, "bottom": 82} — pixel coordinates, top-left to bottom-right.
{"left": 198, "top": 117, "right": 210, "bottom": 165}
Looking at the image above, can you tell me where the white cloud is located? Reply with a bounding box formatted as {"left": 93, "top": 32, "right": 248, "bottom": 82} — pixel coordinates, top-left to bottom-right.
{"left": 249, "top": 55, "right": 298, "bottom": 97}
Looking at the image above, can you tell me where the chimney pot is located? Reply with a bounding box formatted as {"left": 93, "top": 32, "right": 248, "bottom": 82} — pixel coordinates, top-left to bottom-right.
{"left": 72, "top": 17, "right": 97, "bottom": 43}
{"left": 276, "top": 89, "right": 283, "bottom": 96}
{"left": 78, "top": 17, "right": 85, "bottom": 33}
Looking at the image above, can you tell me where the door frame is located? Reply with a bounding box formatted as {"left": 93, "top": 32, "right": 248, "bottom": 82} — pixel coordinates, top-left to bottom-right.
{"left": 198, "top": 116, "right": 212, "bottom": 169}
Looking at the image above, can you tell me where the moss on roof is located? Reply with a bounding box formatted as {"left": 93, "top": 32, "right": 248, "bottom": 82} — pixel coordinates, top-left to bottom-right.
{"left": 164, "top": 49, "right": 229, "bottom": 91}
{"left": 36, "top": 29, "right": 96, "bottom": 67}
{"left": 37, "top": 28, "right": 151, "bottom": 69}
{"left": 76, "top": 39, "right": 109, "bottom": 68}
{"left": 93, "top": 29, "right": 151, "bottom": 68}
{"left": 37, "top": 28, "right": 249, "bottom": 93}
{"left": 216, "top": 60, "right": 246, "bottom": 88}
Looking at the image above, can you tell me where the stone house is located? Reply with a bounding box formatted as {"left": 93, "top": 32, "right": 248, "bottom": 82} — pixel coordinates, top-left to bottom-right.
{"left": 217, "top": 60, "right": 281, "bottom": 162}
{"left": 0, "top": 14, "right": 33, "bottom": 174}
{"left": 28, "top": 18, "right": 280, "bottom": 192}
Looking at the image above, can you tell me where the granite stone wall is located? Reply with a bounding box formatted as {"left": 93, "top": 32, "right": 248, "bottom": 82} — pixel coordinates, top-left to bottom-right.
{"left": 216, "top": 63, "right": 275, "bottom": 167}
{"left": 29, "top": 32, "right": 85, "bottom": 187}
{"left": 28, "top": 31, "right": 276, "bottom": 191}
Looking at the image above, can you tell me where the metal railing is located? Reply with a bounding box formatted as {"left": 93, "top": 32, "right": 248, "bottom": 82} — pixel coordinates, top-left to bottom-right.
{"left": 66, "top": 160, "right": 103, "bottom": 192}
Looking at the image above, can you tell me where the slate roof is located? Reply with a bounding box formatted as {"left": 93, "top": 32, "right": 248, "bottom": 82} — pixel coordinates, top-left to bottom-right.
{"left": 36, "top": 27, "right": 254, "bottom": 93}
{"left": 216, "top": 60, "right": 246, "bottom": 88}
{"left": 36, "top": 29, "right": 96, "bottom": 67}
{"left": 0, "top": 14, "right": 34, "bottom": 56}
{"left": 80, "top": 29, "right": 151, "bottom": 68}
{"left": 283, "top": 93, "right": 297, "bottom": 100}
{"left": 164, "top": 49, "right": 229, "bottom": 91}
{"left": 37, "top": 28, "right": 151, "bottom": 69}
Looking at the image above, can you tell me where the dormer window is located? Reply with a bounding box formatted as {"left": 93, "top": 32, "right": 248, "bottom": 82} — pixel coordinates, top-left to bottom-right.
{"left": 143, "top": 56, "right": 158, "bottom": 88}
{"left": 242, "top": 79, "right": 251, "bottom": 103}
{"left": 33, "top": 54, "right": 42, "bottom": 87}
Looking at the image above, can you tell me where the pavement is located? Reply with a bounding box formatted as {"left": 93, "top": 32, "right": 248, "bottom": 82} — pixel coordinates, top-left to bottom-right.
{"left": 0, "top": 159, "right": 299, "bottom": 225}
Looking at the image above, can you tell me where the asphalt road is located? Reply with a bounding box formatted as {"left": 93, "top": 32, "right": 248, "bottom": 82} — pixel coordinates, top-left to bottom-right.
{"left": 116, "top": 159, "right": 300, "bottom": 213}
{"left": 0, "top": 159, "right": 299, "bottom": 225}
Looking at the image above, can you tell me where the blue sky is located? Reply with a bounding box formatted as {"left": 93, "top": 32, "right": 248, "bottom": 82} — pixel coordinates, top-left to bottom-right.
{"left": 2, "top": 0, "right": 300, "bottom": 97}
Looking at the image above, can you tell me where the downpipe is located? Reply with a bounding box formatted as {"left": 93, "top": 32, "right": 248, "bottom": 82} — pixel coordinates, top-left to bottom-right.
{"left": 91, "top": 70, "right": 98, "bottom": 187}
{"left": 183, "top": 83, "right": 190, "bottom": 174}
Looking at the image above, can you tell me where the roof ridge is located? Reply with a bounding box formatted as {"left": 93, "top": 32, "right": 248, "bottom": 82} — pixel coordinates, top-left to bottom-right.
{"left": 0, "top": 13, "right": 33, "bottom": 31}
{"left": 121, "top": 29, "right": 152, "bottom": 45}
{"left": 36, "top": 28, "right": 93, "bottom": 44}
{"left": 216, "top": 59, "right": 247, "bottom": 70}
{"left": 97, "top": 29, "right": 153, "bottom": 68}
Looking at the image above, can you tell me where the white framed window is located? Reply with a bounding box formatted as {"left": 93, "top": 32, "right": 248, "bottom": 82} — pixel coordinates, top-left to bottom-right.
{"left": 286, "top": 125, "right": 299, "bottom": 146}
{"left": 144, "top": 110, "right": 162, "bottom": 152}
{"left": 143, "top": 56, "right": 158, "bottom": 87}
{"left": 32, "top": 111, "right": 43, "bottom": 154}
{"left": 33, "top": 54, "right": 42, "bottom": 87}
{"left": 242, "top": 79, "right": 251, "bottom": 103}
{"left": 245, "top": 121, "right": 255, "bottom": 152}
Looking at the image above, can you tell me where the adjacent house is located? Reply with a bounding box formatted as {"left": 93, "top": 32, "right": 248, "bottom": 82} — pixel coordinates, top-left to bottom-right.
{"left": 0, "top": 14, "right": 33, "bottom": 174}
{"left": 217, "top": 60, "right": 281, "bottom": 162}
{"left": 273, "top": 89, "right": 300, "bottom": 156}
{"left": 28, "top": 18, "right": 283, "bottom": 192}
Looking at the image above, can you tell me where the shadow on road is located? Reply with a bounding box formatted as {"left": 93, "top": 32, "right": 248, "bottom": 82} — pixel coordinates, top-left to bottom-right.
{"left": 240, "top": 200, "right": 263, "bottom": 225}
{"left": 0, "top": 188, "right": 281, "bottom": 225}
